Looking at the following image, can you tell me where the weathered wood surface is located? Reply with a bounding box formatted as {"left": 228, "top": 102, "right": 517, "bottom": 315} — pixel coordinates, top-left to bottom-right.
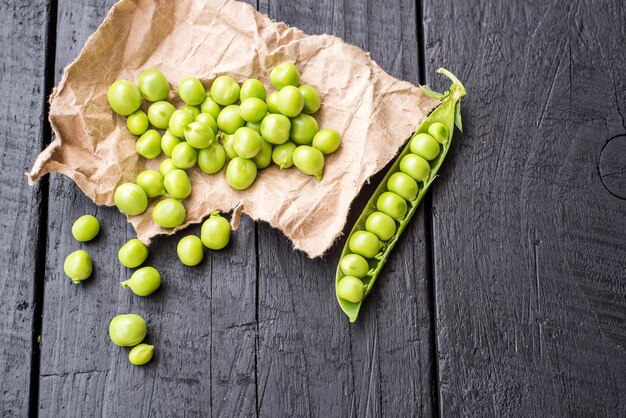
{"left": 1, "top": 0, "right": 624, "bottom": 416}
{"left": 425, "top": 0, "right": 626, "bottom": 416}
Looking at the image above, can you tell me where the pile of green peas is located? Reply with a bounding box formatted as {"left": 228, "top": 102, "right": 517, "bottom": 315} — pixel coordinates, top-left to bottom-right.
{"left": 336, "top": 122, "right": 448, "bottom": 304}
{"left": 108, "top": 62, "right": 342, "bottom": 230}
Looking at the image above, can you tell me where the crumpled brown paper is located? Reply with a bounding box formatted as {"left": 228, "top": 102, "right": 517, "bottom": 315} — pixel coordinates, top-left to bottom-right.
{"left": 28, "top": 0, "right": 438, "bottom": 258}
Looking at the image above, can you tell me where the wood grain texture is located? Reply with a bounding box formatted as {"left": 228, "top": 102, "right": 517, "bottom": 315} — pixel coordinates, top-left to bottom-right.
{"left": 424, "top": 0, "right": 626, "bottom": 416}
{"left": 256, "top": 0, "right": 435, "bottom": 416}
{"left": 38, "top": 1, "right": 257, "bottom": 417}
{"left": 0, "top": 0, "right": 51, "bottom": 415}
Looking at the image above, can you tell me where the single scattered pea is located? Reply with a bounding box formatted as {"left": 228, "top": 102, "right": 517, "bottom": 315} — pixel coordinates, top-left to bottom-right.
{"left": 177, "top": 235, "right": 204, "bottom": 266}
{"left": 184, "top": 120, "right": 215, "bottom": 149}
{"left": 168, "top": 109, "right": 194, "bottom": 137}
{"left": 63, "top": 250, "right": 92, "bottom": 284}
{"left": 147, "top": 101, "right": 176, "bottom": 129}
{"left": 217, "top": 105, "right": 245, "bottom": 134}
{"left": 299, "top": 85, "right": 321, "bottom": 114}
{"left": 200, "top": 96, "right": 222, "bottom": 120}
{"left": 399, "top": 153, "right": 430, "bottom": 182}
{"left": 114, "top": 183, "right": 148, "bottom": 216}
{"left": 136, "top": 169, "right": 164, "bottom": 198}
{"left": 270, "top": 62, "right": 301, "bottom": 90}
{"left": 233, "top": 127, "right": 262, "bottom": 159}
{"left": 292, "top": 145, "right": 325, "bottom": 180}
{"left": 260, "top": 114, "right": 291, "bottom": 144}
{"left": 201, "top": 212, "right": 231, "bottom": 250}
{"left": 138, "top": 69, "right": 169, "bottom": 102}
{"left": 386, "top": 172, "right": 419, "bottom": 201}
{"left": 71, "top": 215, "right": 100, "bottom": 242}
{"left": 365, "top": 211, "right": 397, "bottom": 241}
{"left": 197, "top": 143, "right": 226, "bottom": 174}
{"left": 109, "top": 314, "right": 147, "bottom": 347}
{"left": 271, "top": 141, "right": 296, "bottom": 169}
{"left": 163, "top": 169, "right": 191, "bottom": 199}
{"left": 159, "top": 158, "right": 177, "bottom": 177}
{"left": 210, "top": 75, "right": 240, "bottom": 106}
{"left": 161, "top": 130, "right": 182, "bottom": 157}
{"left": 240, "top": 97, "right": 267, "bottom": 122}
{"left": 428, "top": 122, "right": 449, "bottom": 144}
{"left": 266, "top": 91, "right": 280, "bottom": 114}
{"left": 178, "top": 77, "right": 206, "bottom": 105}
{"left": 409, "top": 133, "right": 440, "bottom": 161}
{"left": 152, "top": 198, "right": 186, "bottom": 228}
{"left": 136, "top": 129, "right": 162, "bottom": 159}
{"left": 171, "top": 141, "right": 198, "bottom": 169}
{"left": 312, "top": 129, "right": 341, "bottom": 154}
{"left": 226, "top": 157, "right": 257, "bottom": 190}
{"left": 376, "top": 191, "right": 408, "bottom": 220}
{"left": 127, "top": 110, "right": 149, "bottom": 136}
{"left": 118, "top": 238, "right": 148, "bottom": 268}
{"left": 277, "top": 85, "right": 304, "bottom": 117}
{"left": 107, "top": 80, "right": 141, "bottom": 116}
{"left": 240, "top": 78, "right": 267, "bottom": 101}
{"left": 348, "top": 230, "right": 381, "bottom": 258}
{"left": 253, "top": 137, "right": 273, "bottom": 169}
{"left": 289, "top": 113, "right": 318, "bottom": 145}
{"left": 336, "top": 276, "right": 365, "bottom": 303}
{"left": 128, "top": 343, "right": 154, "bottom": 366}
{"left": 121, "top": 266, "right": 161, "bottom": 296}
{"left": 339, "top": 254, "right": 370, "bottom": 278}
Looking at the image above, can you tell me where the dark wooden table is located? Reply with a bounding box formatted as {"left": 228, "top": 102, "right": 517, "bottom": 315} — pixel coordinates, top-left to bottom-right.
{"left": 2, "top": 0, "right": 625, "bottom": 416}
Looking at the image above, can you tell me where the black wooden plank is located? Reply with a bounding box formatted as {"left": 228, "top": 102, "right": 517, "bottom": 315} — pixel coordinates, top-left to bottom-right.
{"left": 424, "top": 0, "right": 626, "bottom": 415}
{"left": 256, "top": 0, "right": 434, "bottom": 416}
{"left": 0, "top": 0, "right": 52, "bottom": 415}
{"left": 38, "top": 1, "right": 258, "bottom": 416}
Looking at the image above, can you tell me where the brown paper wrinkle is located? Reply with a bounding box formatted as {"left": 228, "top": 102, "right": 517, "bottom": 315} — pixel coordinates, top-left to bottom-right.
{"left": 27, "top": 0, "right": 439, "bottom": 259}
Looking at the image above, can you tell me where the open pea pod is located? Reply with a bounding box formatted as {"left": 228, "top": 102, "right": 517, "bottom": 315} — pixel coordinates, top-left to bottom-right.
{"left": 335, "top": 68, "right": 466, "bottom": 322}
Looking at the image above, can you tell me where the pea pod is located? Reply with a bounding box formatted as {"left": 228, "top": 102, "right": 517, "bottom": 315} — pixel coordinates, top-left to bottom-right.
{"left": 335, "top": 68, "right": 466, "bottom": 322}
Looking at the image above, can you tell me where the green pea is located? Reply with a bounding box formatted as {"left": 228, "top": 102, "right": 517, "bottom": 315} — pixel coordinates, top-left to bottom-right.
{"left": 201, "top": 212, "right": 231, "bottom": 250}
{"left": 114, "top": 183, "right": 148, "bottom": 216}
{"left": 387, "top": 172, "right": 419, "bottom": 201}
{"left": 107, "top": 80, "right": 141, "bottom": 116}
{"left": 226, "top": 157, "right": 257, "bottom": 190}
{"left": 253, "top": 137, "right": 273, "bottom": 169}
{"left": 127, "top": 110, "right": 149, "bottom": 136}
{"left": 118, "top": 238, "right": 148, "bottom": 268}
{"left": 177, "top": 235, "right": 204, "bottom": 266}
{"left": 233, "top": 127, "right": 262, "bottom": 159}
{"left": 409, "top": 133, "right": 440, "bottom": 160}
{"left": 292, "top": 145, "right": 325, "bottom": 180}
{"left": 161, "top": 130, "right": 182, "bottom": 157}
{"left": 336, "top": 276, "right": 365, "bottom": 303}
{"left": 217, "top": 105, "right": 245, "bottom": 134}
{"left": 289, "top": 113, "right": 318, "bottom": 145}
{"left": 260, "top": 114, "right": 291, "bottom": 144}
{"left": 71, "top": 215, "right": 100, "bottom": 242}
{"left": 339, "top": 254, "right": 370, "bottom": 278}
{"left": 195, "top": 113, "right": 218, "bottom": 135}
{"left": 136, "top": 169, "right": 164, "bottom": 198}
{"left": 171, "top": 141, "right": 198, "bottom": 169}
{"left": 270, "top": 62, "right": 300, "bottom": 90}
{"left": 159, "top": 158, "right": 177, "bottom": 177}
{"left": 147, "top": 101, "right": 176, "bottom": 129}
{"left": 181, "top": 105, "right": 200, "bottom": 119}
{"left": 299, "top": 85, "right": 321, "bottom": 114}
{"left": 348, "top": 230, "right": 381, "bottom": 258}
{"left": 184, "top": 120, "right": 215, "bottom": 149}
{"left": 240, "top": 97, "right": 267, "bottom": 122}
{"left": 399, "top": 154, "right": 430, "bottom": 182}
{"left": 138, "top": 69, "right": 169, "bottom": 102}
{"left": 168, "top": 109, "right": 194, "bottom": 137}
{"left": 428, "top": 122, "right": 449, "bottom": 144}
{"left": 128, "top": 343, "right": 154, "bottom": 366}
{"left": 210, "top": 75, "right": 240, "bottom": 106}
{"left": 152, "top": 198, "right": 186, "bottom": 228}
{"left": 163, "top": 169, "right": 191, "bottom": 199}
{"left": 246, "top": 121, "right": 262, "bottom": 133}
{"left": 198, "top": 143, "right": 226, "bottom": 174}
{"left": 277, "top": 85, "right": 304, "bottom": 117}
{"left": 240, "top": 78, "right": 267, "bottom": 101}
{"left": 121, "top": 266, "right": 161, "bottom": 296}
{"left": 178, "top": 77, "right": 206, "bottom": 105}
{"left": 271, "top": 141, "right": 296, "bottom": 169}
{"left": 136, "top": 129, "right": 162, "bottom": 159}
{"left": 200, "top": 96, "right": 222, "bottom": 120}
{"left": 222, "top": 134, "right": 238, "bottom": 159}
{"left": 365, "top": 211, "right": 397, "bottom": 241}
{"left": 63, "top": 250, "right": 92, "bottom": 284}
{"left": 109, "top": 314, "right": 146, "bottom": 347}
{"left": 312, "top": 129, "right": 341, "bottom": 154}
{"left": 266, "top": 91, "right": 280, "bottom": 114}
{"left": 376, "top": 191, "right": 407, "bottom": 220}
